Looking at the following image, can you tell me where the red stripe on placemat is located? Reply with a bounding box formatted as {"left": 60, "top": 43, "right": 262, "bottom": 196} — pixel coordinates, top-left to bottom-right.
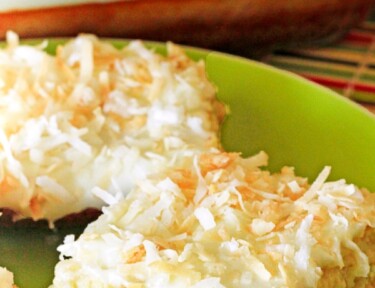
{"left": 345, "top": 32, "right": 374, "bottom": 44}
{"left": 301, "top": 74, "right": 375, "bottom": 94}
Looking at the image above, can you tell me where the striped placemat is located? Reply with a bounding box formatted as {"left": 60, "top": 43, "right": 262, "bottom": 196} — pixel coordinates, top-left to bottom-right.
{"left": 265, "top": 19, "right": 375, "bottom": 114}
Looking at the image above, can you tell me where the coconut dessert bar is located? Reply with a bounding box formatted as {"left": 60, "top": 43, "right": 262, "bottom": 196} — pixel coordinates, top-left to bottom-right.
{"left": 51, "top": 151, "right": 375, "bottom": 287}
{"left": 0, "top": 33, "right": 223, "bottom": 224}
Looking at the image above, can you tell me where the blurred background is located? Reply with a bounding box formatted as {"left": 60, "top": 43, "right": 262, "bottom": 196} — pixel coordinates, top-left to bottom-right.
{"left": 0, "top": 0, "right": 374, "bottom": 112}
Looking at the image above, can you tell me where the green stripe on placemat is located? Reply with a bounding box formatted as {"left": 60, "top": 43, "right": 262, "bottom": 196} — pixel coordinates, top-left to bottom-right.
{"left": 268, "top": 57, "right": 355, "bottom": 78}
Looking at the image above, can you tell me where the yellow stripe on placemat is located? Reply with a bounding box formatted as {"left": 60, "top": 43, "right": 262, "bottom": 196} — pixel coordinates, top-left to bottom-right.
{"left": 343, "top": 35, "right": 375, "bottom": 99}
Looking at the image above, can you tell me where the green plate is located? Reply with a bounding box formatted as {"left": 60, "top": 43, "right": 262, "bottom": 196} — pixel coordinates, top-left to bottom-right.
{"left": 1, "top": 39, "right": 375, "bottom": 288}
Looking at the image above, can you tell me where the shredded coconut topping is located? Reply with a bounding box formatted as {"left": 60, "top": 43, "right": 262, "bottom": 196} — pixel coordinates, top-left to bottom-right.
{"left": 0, "top": 32, "right": 221, "bottom": 223}
{"left": 52, "top": 152, "right": 375, "bottom": 287}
